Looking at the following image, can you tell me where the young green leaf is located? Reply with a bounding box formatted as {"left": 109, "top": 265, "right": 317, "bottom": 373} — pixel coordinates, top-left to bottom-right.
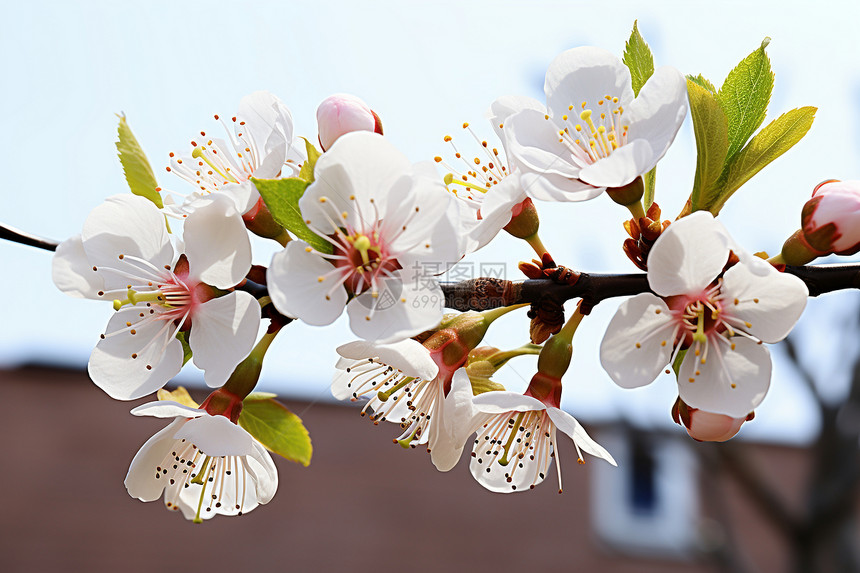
{"left": 298, "top": 137, "right": 322, "bottom": 183}
{"left": 687, "top": 79, "right": 729, "bottom": 212}
{"left": 252, "top": 177, "right": 333, "bottom": 254}
{"left": 116, "top": 115, "right": 163, "bottom": 208}
{"left": 672, "top": 349, "right": 688, "bottom": 380}
{"left": 687, "top": 74, "right": 717, "bottom": 95}
{"left": 238, "top": 398, "right": 312, "bottom": 466}
{"left": 717, "top": 38, "right": 774, "bottom": 160}
{"left": 622, "top": 20, "right": 655, "bottom": 96}
{"left": 643, "top": 167, "right": 657, "bottom": 209}
{"left": 712, "top": 106, "right": 816, "bottom": 214}
{"left": 175, "top": 330, "right": 193, "bottom": 366}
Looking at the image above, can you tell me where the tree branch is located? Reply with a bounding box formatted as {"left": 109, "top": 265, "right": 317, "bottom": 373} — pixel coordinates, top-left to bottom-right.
{"left": 0, "top": 224, "right": 58, "bottom": 252}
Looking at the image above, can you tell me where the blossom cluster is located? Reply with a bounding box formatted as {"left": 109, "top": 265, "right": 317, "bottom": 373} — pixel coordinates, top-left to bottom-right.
{"left": 48, "top": 29, "right": 848, "bottom": 522}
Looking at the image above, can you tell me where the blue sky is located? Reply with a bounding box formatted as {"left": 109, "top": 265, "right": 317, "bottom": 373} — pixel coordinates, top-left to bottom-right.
{"left": 2, "top": 0, "right": 859, "bottom": 444}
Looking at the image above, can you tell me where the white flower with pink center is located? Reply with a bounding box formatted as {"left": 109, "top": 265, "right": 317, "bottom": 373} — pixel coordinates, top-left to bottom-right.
{"left": 164, "top": 91, "right": 303, "bottom": 216}
{"left": 52, "top": 194, "right": 260, "bottom": 400}
{"left": 600, "top": 211, "right": 808, "bottom": 417}
{"left": 267, "top": 131, "right": 463, "bottom": 342}
{"left": 469, "top": 392, "right": 616, "bottom": 493}
{"left": 125, "top": 401, "right": 277, "bottom": 522}
{"left": 332, "top": 338, "right": 476, "bottom": 472}
{"left": 503, "top": 46, "right": 687, "bottom": 201}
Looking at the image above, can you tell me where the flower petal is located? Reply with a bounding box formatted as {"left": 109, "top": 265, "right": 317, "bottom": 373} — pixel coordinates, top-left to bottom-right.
{"left": 130, "top": 401, "right": 206, "bottom": 419}
{"left": 600, "top": 293, "right": 674, "bottom": 388}
{"left": 237, "top": 91, "right": 293, "bottom": 176}
{"left": 545, "top": 47, "right": 633, "bottom": 120}
{"left": 82, "top": 194, "right": 173, "bottom": 271}
{"left": 430, "top": 369, "right": 477, "bottom": 472}
{"left": 52, "top": 235, "right": 104, "bottom": 299}
{"left": 679, "top": 337, "right": 771, "bottom": 417}
{"left": 88, "top": 310, "right": 184, "bottom": 400}
{"left": 336, "top": 338, "right": 439, "bottom": 380}
{"left": 578, "top": 139, "right": 655, "bottom": 188}
{"left": 174, "top": 414, "right": 255, "bottom": 457}
{"left": 720, "top": 262, "right": 808, "bottom": 343}
{"left": 624, "top": 66, "right": 688, "bottom": 166}
{"left": 520, "top": 171, "right": 603, "bottom": 203}
{"left": 647, "top": 211, "right": 730, "bottom": 296}
{"left": 489, "top": 95, "right": 545, "bottom": 143}
{"left": 247, "top": 441, "right": 279, "bottom": 504}
{"left": 504, "top": 109, "right": 581, "bottom": 178}
{"left": 124, "top": 419, "right": 184, "bottom": 502}
{"left": 348, "top": 272, "right": 443, "bottom": 343}
{"left": 183, "top": 194, "right": 252, "bottom": 289}
{"left": 267, "top": 241, "right": 347, "bottom": 326}
{"left": 471, "top": 391, "right": 546, "bottom": 414}
{"left": 546, "top": 407, "right": 616, "bottom": 465}
{"left": 189, "top": 291, "right": 262, "bottom": 388}
{"left": 301, "top": 132, "right": 412, "bottom": 233}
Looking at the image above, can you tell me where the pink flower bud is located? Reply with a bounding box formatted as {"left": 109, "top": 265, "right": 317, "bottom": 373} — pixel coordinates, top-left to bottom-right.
{"left": 801, "top": 179, "right": 860, "bottom": 255}
{"left": 672, "top": 398, "right": 752, "bottom": 442}
{"left": 316, "top": 94, "right": 383, "bottom": 151}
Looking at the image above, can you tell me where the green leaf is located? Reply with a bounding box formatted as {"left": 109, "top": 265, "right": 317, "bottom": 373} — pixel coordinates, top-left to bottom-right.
{"left": 157, "top": 386, "right": 199, "bottom": 409}
{"left": 175, "top": 330, "right": 193, "bottom": 366}
{"left": 712, "top": 106, "right": 816, "bottom": 214}
{"left": 622, "top": 20, "right": 655, "bottom": 97}
{"left": 245, "top": 391, "right": 278, "bottom": 401}
{"left": 298, "top": 137, "right": 322, "bottom": 183}
{"left": 716, "top": 38, "right": 774, "bottom": 160}
{"left": 643, "top": 167, "right": 656, "bottom": 209}
{"left": 252, "top": 177, "right": 333, "bottom": 254}
{"left": 687, "top": 79, "right": 729, "bottom": 211}
{"left": 238, "top": 398, "right": 312, "bottom": 466}
{"left": 687, "top": 74, "right": 717, "bottom": 95}
{"left": 116, "top": 115, "right": 163, "bottom": 208}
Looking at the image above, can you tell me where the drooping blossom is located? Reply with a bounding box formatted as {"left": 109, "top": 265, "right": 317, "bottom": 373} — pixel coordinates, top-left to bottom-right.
{"left": 52, "top": 194, "right": 260, "bottom": 399}
{"left": 164, "top": 91, "right": 303, "bottom": 216}
{"left": 125, "top": 401, "right": 277, "bottom": 522}
{"left": 267, "top": 131, "right": 463, "bottom": 342}
{"left": 672, "top": 397, "right": 752, "bottom": 442}
{"left": 600, "top": 211, "right": 808, "bottom": 417}
{"left": 316, "top": 93, "right": 383, "bottom": 151}
{"left": 469, "top": 391, "right": 615, "bottom": 493}
{"left": 503, "top": 46, "right": 687, "bottom": 201}
{"left": 332, "top": 336, "right": 476, "bottom": 471}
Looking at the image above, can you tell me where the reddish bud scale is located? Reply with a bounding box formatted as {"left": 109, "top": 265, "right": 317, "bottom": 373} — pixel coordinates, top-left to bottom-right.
{"left": 200, "top": 388, "right": 244, "bottom": 423}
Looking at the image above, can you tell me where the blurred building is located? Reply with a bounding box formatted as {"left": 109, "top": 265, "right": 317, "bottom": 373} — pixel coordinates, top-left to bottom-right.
{"left": 1, "top": 364, "right": 856, "bottom": 573}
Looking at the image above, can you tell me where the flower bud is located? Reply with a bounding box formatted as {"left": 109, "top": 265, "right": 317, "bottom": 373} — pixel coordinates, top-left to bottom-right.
{"left": 801, "top": 179, "right": 860, "bottom": 255}
{"left": 503, "top": 198, "right": 540, "bottom": 239}
{"left": 672, "top": 398, "right": 752, "bottom": 442}
{"left": 316, "top": 94, "right": 383, "bottom": 151}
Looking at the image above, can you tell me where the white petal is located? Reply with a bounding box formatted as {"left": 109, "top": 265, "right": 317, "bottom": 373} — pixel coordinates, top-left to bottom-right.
{"left": 82, "top": 195, "right": 173, "bottom": 271}
{"left": 430, "top": 369, "right": 477, "bottom": 472}
{"left": 471, "top": 391, "right": 546, "bottom": 414}
{"left": 489, "top": 95, "right": 545, "bottom": 143}
{"left": 301, "top": 132, "right": 412, "bottom": 233}
{"left": 174, "top": 414, "right": 255, "bottom": 457}
{"left": 347, "top": 272, "right": 443, "bottom": 343}
{"left": 190, "top": 291, "right": 262, "bottom": 388}
{"left": 546, "top": 407, "right": 616, "bottom": 465}
{"left": 545, "top": 47, "right": 634, "bottom": 120}
{"left": 467, "top": 173, "right": 527, "bottom": 251}
{"left": 88, "top": 311, "right": 184, "bottom": 400}
{"left": 130, "top": 401, "right": 205, "bottom": 419}
{"left": 624, "top": 66, "right": 688, "bottom": 164}
{"left": 520, "top": 171, "right": 603, "bottom": 203}
{"left": 183, "top": 194, "right": 252, "bottom": 289}
{"left": 220, "top": 181, "right": 260, "bottom": 215}
{"left": 237, "top": 91, "right": 293, "bottom": 171}
{"left": 600, "top": 294, "right": 674, "bottom": 388}
{"left": 720, "top": 263, "right": 808, "bottom": 343}
{"left": 679, "top": 337, "right": 771, "bottom": 418}
{"left": 647, "top": 211, "right": 730, "bottom": 296}
{"left": 267, "top": 241, "right": 347, "bottom": 326}
{"left": 248, "top": 441, "right": 279, "bottom": 503}
{"left": 52, "top": 235, "right": 104, "bottom": 299}
{"left": 578, "top": 139, "right": 655, "bottom": 188}
{"left": 504, "top": 109, "right": 581, "bottom": 178}
{"left": 124, "top": 420, "right": 184, "bottom": 502}
{"left": 336, "top": 338, "right": 439, "bottom": 380}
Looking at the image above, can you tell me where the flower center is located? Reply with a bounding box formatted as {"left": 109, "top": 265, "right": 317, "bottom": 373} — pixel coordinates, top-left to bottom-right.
{"left": 435, "top": 122, "right": 509, "bottom": 205}
{"left": 552, "top": 96, "right": 628, "bottom": 166}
